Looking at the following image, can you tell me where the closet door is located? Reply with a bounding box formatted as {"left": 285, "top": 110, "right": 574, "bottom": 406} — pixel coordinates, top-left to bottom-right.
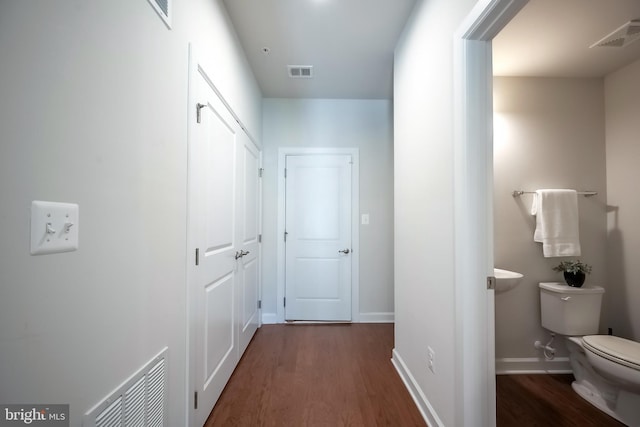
{"left": 189, "top": 72, "right": 240, "bottom": 427}
{"left": 188, "top": 53, "right": 262, "bottom": 426}
{"left": 237, "top": 133, "right": 261, "bottom": 355}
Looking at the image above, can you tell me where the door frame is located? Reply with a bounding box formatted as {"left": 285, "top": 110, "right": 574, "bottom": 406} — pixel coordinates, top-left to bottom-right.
{"left": 276, "top": 147, "right": 360, "bottom": 323}
{"left": 453, "top": 0, "right": 528, "bottom": 425}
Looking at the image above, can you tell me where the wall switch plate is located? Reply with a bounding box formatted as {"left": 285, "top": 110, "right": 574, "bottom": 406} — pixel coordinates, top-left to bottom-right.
{"left": 427, "top": 346, "right": 435, "bottom": 374}
{"left": 30, "top": 201, "right": 79, "bottom": 255}
{"left": 361, "top": 213, "right": 369, "bottom": 225}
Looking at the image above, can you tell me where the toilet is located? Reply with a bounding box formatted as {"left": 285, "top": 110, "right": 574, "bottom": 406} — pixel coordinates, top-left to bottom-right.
{"left": 539, "top": 282, "right": 640, "bottom": 426}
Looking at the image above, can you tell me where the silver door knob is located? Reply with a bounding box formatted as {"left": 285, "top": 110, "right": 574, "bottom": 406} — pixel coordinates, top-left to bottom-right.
{"left": 235, "top": 250, "right": 251, "bottom": 260}
{"left": 338, "top": 249, "right": 350, "bottom": 254}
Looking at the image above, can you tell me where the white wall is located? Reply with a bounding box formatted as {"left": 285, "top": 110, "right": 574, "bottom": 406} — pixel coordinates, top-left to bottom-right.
{"left": 0, "top": 1, "right": 261, "bottom": 425}
{"left": 493, "top": 77, "right": 608, "bottom": 368}
{"left": 605, "top": 58, "right": 640, "bottom": 341}
{"left": 261, "top": 98, "right": 394, "bottom": 322}
{"left": 393, "top": 0, "right": 477, "bottom": 424}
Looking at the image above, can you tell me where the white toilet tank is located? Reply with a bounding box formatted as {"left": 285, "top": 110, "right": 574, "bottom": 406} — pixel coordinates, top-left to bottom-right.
{"left": 539, "top": 282, "right": 605, "bottom": 336}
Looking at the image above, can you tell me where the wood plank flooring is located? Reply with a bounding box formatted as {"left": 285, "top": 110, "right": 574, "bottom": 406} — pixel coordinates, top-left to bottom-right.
{"left": 497, "top": 374, "right": 625, "bottom": 427}
{"left": 205, "top": 324, "right": 426, "bottom": 427}
{"left": 205, "top": 324, "right": 627, "bottom": 427}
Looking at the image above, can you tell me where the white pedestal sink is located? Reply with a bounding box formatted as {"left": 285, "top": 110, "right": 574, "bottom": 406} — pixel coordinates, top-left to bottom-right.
{"left": 494, "top": 268, "right": 524, "bottom": 294}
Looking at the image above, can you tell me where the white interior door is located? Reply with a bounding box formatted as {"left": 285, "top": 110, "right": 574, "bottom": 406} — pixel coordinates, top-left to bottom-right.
{"left": 284, "top": 154, "right": 352, "bottom": 321}
{"left": 189, "top": 69, "right": 240, "bottom": 427}
{"left": 237, "top": 134, "right": 260, "bottom": 354}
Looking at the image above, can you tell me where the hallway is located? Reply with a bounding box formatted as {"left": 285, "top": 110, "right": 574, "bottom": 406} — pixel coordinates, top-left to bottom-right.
{"left": 204, "top": 324, "right": 426, "bottom": 426}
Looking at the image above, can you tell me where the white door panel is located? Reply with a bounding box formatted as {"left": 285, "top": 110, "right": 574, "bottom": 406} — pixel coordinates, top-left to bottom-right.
{"left": 238, "top": 136, "right": 260, "bottom": 354}
{"left": 242, "top": 142, "right": 260, "bottom": 243}
{"left": 203, "top": 113, "right": 235, "bottom": 254}
{"left": 285, "top": 155, "right": 352, "bottom": 321}
{"left": 295, "top": 167, "right": 341, "bottom": 239}
{"left": 241, "top": 257, "right": 259, "bottom": 329}
{"left": 190, "top": 70, "right": 239, "bottom": 427}
{"left": 203, "top": 274, "right": 234, "bottom": 386}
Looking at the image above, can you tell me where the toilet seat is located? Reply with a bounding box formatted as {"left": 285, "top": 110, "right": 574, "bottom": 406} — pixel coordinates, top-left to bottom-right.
{"left": 583, "top": 335, "right": 640, "bottom": 371}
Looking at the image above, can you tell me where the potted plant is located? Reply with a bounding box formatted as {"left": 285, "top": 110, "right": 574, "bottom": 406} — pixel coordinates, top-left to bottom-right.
{"left": 552, "top": 260, "right": 592, "bottom": 287}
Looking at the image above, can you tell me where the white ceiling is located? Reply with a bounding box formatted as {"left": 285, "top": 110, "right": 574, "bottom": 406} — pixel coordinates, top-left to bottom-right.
{"left": 222, "top": 0, "right": 417, "bottom": 99}
{"left": 493, "top": 0, "right": 640, "bottom": 77}
{"left": 223, "top": 0, "right": 640, "bottom": 100}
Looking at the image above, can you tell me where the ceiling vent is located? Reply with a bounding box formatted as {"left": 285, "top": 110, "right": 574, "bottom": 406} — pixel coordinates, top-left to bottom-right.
{"left": 590, "top": 20, "right": 640, "bottom": 48}
{"left": 288, "top": 65, "right": 314, "bottom": 78}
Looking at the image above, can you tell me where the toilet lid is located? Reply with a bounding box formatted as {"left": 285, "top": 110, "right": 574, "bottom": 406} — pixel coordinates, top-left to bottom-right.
{"left": 583, "top": 335, "right": 640, "bottom": 371}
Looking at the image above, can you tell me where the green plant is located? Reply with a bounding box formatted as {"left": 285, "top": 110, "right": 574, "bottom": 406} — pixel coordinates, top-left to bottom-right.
{"left": 552, "top": 260, "right": 592, "bottom": 275}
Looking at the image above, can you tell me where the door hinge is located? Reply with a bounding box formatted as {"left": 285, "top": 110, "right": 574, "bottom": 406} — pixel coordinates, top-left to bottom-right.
{"left": 196, "top": 103, "right": 206, "bottom": 124}
{"left": 258, "top": 234, "right": 262, "bottom": 243}
{"left": 259, "top": 167, "right": 264, "bottom": 178}
{"left": 195, "top": 248, "right": 200, "bottom": 266}
{"left": 487, "top": 276, "right": 496, "bottom": 290}
{"left": 283, "top": 297, "right": 286, "bottom": 307}
{"left": 284, "top": 231, "right": 288, "bottom": 242}
{"left": 284, "top": 168, "right": 287, "bottom": 178}
{"left": 258, "top": 300, "right": 262, "bottom": 309}
{"left": 194, "top": 391, "right": 198, "bottom": 409}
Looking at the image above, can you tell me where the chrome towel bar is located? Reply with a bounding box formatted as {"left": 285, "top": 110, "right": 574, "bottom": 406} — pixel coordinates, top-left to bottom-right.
{"left": 512, "top": 190, "right": 598, "bottom": 197}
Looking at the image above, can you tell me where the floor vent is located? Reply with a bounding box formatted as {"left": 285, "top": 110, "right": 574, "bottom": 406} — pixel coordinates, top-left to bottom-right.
{"left": 590, "top": 20, "right": 640, "bottom": 48}
{"left": 84, "top": 347, "right": 168, "bottom": 427}
{"left": 288, "top": 65, "right": 314, "bottom": 78}
{"left": 146, "top": 0, "right": 171, "bottom": 29}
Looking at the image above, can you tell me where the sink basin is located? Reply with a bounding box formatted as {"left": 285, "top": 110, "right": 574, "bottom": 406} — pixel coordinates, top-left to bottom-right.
{"left": 494, "top": 268, "right": 524, "bottom": 294}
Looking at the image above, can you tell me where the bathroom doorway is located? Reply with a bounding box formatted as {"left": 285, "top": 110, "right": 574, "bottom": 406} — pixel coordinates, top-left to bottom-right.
{"left": 453, "top": 0, "right": 528, "bottom": 424}
{"left": 491, "top": 0, "right": 638, "bottom": 374}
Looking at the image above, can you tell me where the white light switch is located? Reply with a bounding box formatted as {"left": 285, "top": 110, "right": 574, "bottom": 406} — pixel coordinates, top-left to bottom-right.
{"left": 30, "top": 201, "right": 79, "bottom": 255}
{"left": 361, "top": 214, "right": 370, "bottom": 225}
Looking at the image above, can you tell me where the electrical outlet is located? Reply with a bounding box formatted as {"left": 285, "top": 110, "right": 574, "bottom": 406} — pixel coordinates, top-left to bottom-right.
{"left": 427, "top": 346, "right": 435, "bottom": 374}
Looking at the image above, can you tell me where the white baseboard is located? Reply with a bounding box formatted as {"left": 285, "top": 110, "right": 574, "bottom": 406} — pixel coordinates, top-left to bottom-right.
{"left": 261, "top": 312, "right": 278, "bottom": 325}
{"left": 261, "top": 312, "right": 394, "bottom": 324}
{"left": 495, "top": 357, "right": 572, "bottom": 374}
{"left": 358, "top": 312, "right": 394, "bottom": 323}
{"left": 391, "top": 349, "right": 445, "bottom": 427}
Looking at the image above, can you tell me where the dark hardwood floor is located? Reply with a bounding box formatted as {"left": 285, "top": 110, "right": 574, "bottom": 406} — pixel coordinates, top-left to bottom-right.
{"left": 497, "top": 374, "right": 625, "bottom": 427}
{"left": 205, "top": 324, "right": 426, "bottom": 427}
{"left": 205, "top": 324, "right": 626, "bottom": 427}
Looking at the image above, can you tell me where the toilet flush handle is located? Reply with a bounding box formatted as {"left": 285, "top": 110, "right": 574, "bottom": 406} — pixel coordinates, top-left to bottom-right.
{"left": 561, "top": 296, "right": 571, "bottom": 301}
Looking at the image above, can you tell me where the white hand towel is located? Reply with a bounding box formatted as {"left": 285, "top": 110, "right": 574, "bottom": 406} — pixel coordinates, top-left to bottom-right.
{"left": 530, "top": 189, "right": 581, "bottom": 258}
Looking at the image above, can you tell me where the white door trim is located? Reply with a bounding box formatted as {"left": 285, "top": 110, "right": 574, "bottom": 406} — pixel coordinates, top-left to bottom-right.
{"left": 258, "top": 150, "right": 264, "bottom": 328}
{"left": 277, "top": 147, "right": 360, "bottom": 324}
{"left": 453, "top": 1, "right": 528, "bottom": 426}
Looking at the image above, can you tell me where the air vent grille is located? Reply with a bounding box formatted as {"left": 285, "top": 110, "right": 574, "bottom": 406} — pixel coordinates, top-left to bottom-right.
{"left": 123, "top": 377, "right": 145, "bottom": 426}
{"left": 146, "top": 0, "right": 171, "bottom": 29}
{"left": 146, "top": 359, "right": 166, "bottom": 427}
{"left": 288, "top": 65, "right": 314, "bottom": 78}
{"left": 154, "top": 0, "right": 168, "bottom": 16}
{"left": 590, "top": 20, "right": 640, "bottom": 48}
{"left": 84, "top": 348, "right": 168, "bottom": 427}
{"left": 95, "top": 398, "right": 122, "bottom": 427}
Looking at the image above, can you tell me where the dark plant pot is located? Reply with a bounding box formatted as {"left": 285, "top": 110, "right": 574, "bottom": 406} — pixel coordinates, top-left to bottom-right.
{"left": 564, "top": 271, "right": 586, "bottom": 287}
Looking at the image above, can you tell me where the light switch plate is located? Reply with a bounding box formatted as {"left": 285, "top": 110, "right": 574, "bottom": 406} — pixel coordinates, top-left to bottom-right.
{"left": 30, "top": 201, "right": 79, "bottom": 255}
{"left": 361, "top": 214, "right": 370, "bottom": 225}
